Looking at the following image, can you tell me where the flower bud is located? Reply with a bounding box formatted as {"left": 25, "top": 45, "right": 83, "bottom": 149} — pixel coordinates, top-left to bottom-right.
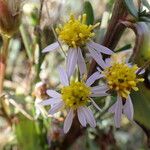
{"left": 0, "top": 0, "right": 21, "bottom": 37}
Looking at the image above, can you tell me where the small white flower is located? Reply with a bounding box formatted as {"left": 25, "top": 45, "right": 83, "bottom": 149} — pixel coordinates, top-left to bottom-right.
{"left": 40, "top": 68, "right": 108, "bottom": 133}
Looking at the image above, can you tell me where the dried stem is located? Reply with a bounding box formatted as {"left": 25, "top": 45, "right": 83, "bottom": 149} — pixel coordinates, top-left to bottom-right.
{"left": 0, "top": 36, "right": 10, "bottom": 94}
{"left": 0, "top": 36, "right": 12, "bottom": 125}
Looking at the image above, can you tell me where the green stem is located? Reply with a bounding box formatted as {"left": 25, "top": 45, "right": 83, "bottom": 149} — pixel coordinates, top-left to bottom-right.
{"left": 20, "top": 25, "right": 33, "bottom": 62}
{"left": 35, "top": 0, "right": 45, "bottom": 82}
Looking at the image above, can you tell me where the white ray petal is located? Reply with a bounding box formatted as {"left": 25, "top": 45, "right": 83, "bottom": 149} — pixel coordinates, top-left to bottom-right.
{"left": 77, "top": 47, "right": 87, "bottom": 76}
{"left": 81, "top": 107, "right": 96, "bottom": 128}
{"left": 90, "top": 98, "right": 102, "bottom": 111}
{"left": 123, "top": 95, "right": 134, "bottom": 120}
{"left": 66, "top": 48, "right": 78, "bottom": 77}
{"left": 86, "top": 71, "right": 103, "bottom": 86}
{"left": 88, "top": 41, "right": 114, "bottom": 55}
{"left": 77, "top": 107, "right": 87, "bottom": 127}
{"left": 63, "top": 109, "right": 74, "bottom": 133}
{"left": 114, "top": 95, "right": 123, "bottom": 128}
{"left": 46, "top": 90, "right": 61, "bottom": 98}
{"left": 58, "top": 67, "right": 69, "bottom": 86}
{"left": 39, "top": 98, "right": 62, "bottom": 106}
{"left": 42, "top": 42, "right": 59, "bottom": 53}
{"left": 88, "top": 47, "right": 107, "bottom": 69}
{"left": 48, "top": 101, "right": 64, "bottom": 115}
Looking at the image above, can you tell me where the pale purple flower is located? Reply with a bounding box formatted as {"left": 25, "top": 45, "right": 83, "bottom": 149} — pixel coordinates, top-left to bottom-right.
{"left": 40, "top": 68, "right": 108, "bottom": 133}
{"left": 91, "top": 52, "right": 145, "bottom": 127}
{"left": 42, "top": 41, "right": 113, "bottom": 78}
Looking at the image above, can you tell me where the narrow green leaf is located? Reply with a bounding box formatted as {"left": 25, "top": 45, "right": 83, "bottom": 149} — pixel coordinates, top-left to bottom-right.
{"left": 124, "top": 0, "right": 138, "bottom": 18}
{"left": 15, "top": 116, "right": 46, "bottom": 150}
{"left": 117, "top": 44, "right": 132, "bottom": 52}
{"left": 83, "top": 1, "right": 94, "bottom": 25}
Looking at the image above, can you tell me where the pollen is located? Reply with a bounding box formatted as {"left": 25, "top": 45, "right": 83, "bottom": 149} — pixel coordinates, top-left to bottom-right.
{"left": 56, "top": 14, "right": 100, "bottom": 48}
{"left": 61, "top": 81, "right": 91, "bottom": 109}
{"left": 103, "top": 63, "right": 144, "bottom": 98}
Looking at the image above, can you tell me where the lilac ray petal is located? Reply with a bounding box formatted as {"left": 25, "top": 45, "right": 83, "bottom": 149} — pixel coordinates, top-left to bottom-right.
{"left": 81, "top": 107, "right": 96, "bottom": 128}
{"left": 58, "top": 67, "right": 69, "bottom": 86}
{"left": 97, "top": 67, "right": 102, "bottom": 73}
{"left": 105, "top": 58, "right": 111, "bottom": 67}
{"left": 136, "top": 68, "right": 145, "bottom": 75}
{"left": 123, "top": 96, "right": 134, "bottom": 120}
{"left": 88, "top": 48, "right": 107, "bottom": 69}
{"left": 77, "top": 47, "right": 87, "bottom": 76}
{"left": 90, "top": 98, "right": 102, "bottom": 111}
{"left": 91, "top": 85, "right": 109, "bottom": 93}
{"left": 77, "top": 107, "right": 87, "bottom": 127}
{"left": 48, "top": 101, "right": 64, "bottom": 115}
{"left": 39, "top": 98, "right": 62, "bottom": 106}
{"left": 86, "top": 71, "right": 103, "bottom": 86}
{"left": 63, "top": 109, "right": 74, "bottom": 133}
{"left": 66, "top": 48, "right": 78, "bottom": 77}
{"left": 42, "top": 42, "right": 59, "bottom": 53}
{"left": 90, "top": 92, "right": 109, "bottom": 97}
{"left": 88, "top": 41, "right": 114, "bottom": 55}
{"left": 108, "top": 102, "right": 117, "bottom": 113}
{"left": 46, "top": 90, "right": 61, "bottom": 98}
{"left": 114, "top": 95, "right": 123, "bottom": 128}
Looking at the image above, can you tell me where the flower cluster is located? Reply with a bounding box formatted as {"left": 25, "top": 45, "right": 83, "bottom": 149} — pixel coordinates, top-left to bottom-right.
{"left": 40, "top": 14, "right": 144, "bottom": 133}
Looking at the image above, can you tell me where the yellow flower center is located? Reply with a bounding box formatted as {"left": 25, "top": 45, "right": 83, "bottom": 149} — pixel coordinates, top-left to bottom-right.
{"left": 61, "top": 81, "right": 91, "bottom": 109}
{"left": 103, "top": 63, "right": 144, "bottom": 98}
{"left": 56, "top": 14, "right": 99, "bottom": 48}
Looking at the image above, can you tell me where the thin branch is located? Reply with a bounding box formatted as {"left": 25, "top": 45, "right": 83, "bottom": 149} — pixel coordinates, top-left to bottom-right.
{"left": 45, "top": 1, "right": 67, "bottom": 57}
{"left": 8, "top": 98, "right": 34, "bottom": 121}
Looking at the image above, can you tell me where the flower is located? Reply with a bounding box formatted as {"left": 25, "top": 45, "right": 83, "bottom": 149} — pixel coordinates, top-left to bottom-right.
{"left": 91, "top": 52, "right": 144, "bottom": 127}
{"left": 40, "top": 68, "right": 108, "bottom": 133}
{"left": 42, "top": 14, "right": 113, "bottom": 77}
{"left": 33, "top": 81, "right": 48, "bottom": 119}
{"left": 0, "top": 0, "right": 22, "bottom": 36}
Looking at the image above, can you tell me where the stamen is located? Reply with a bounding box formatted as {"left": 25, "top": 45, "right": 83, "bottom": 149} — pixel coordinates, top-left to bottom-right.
{"left": 103, "top": 63, "right": 144, "bottom": 98}
{"left": 56, "top": 14, "right": 99, "bottom": 47}
{"left": 61, "top": 81, "right": 91, "bottom": 109}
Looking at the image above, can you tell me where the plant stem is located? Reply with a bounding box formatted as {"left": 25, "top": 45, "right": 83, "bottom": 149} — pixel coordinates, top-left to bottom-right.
{"left": 35, "top": 0, "right": 44, "bottom": 82}
{"left": 0, "top": 36, "right": 10, "bottom": 94}
{"left": 0, "top": 36, "right": 12, "bottom": 125}
{"left": 20, "top": 25, "right": 33, "bottom": 62}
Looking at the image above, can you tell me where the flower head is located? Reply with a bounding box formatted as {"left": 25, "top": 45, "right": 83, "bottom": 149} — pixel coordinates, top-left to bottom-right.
{"left": 0, "top": 0, "right": 22, "bottom": 36}
{"left": 103, "top": 62, "right": 144, "bottom": 98}
{"left": 42, "top": 14, "right": 113, "bottom": 77}
{"left": 91, "top": 52, "right": 145, "bottom": 127}
{"left": 61, "top": 81, "right": 91, "bottom": 109}
{"left": 56, "top": 14, "right": 99, "bottom": 48}
{"left": 40, "top": 68, "right": 108, "bottom": 133}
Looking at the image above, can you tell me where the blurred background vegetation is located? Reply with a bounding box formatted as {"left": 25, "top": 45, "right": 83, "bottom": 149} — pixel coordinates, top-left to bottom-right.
{"left": 0, "top": 0, "right": 150, "bottom": 149}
